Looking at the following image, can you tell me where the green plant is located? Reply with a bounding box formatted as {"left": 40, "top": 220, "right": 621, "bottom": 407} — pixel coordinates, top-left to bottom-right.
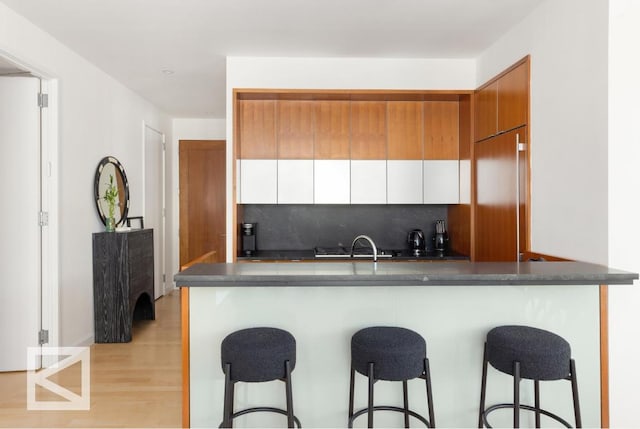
{"left": 103, "top": 174, "right": 119, "bottom": 219}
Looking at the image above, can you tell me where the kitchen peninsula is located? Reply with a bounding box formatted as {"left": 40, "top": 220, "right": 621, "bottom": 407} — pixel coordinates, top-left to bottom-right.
{"left": 176, "top": 261, "right": 636, "bottom": 428}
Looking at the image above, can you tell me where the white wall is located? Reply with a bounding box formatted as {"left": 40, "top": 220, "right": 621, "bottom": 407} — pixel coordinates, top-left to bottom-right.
{"left": 169, "top": 118, "right": 226, "bottom": 282}
{"left": 608, "top": 0, "right": 640, "bottom": 425}
{"left": 477, "top": 0, "right": 609, "bottom": 264}
{"left": 226, "top": 56, "right": 476, "bottom": 260}
{"left": 0, "top": 2, "right": 171, "bottom": 346}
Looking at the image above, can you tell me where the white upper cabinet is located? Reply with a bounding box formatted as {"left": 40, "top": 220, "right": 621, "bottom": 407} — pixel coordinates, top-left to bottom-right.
{"left": 351, "top": 160, "right": 386, "bottom": 204}
{"left": 314, "top": 160, "right": 350, "bottom": 204}
{"left": 239, "top": 159, "right": 277, "bottom": 204}
{"left": 423, "top": 160, "right": 459, "bottom": 204}
{"left": 387, "top": 160, "right": 423, "bottom": 204}
{"left": 278, "top": 160, "right": 314, "bottom": 204}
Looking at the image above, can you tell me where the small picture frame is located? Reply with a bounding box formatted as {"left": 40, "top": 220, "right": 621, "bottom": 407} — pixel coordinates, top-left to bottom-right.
{"left": 126, "top": 216, "right": 144, "bottom": 230}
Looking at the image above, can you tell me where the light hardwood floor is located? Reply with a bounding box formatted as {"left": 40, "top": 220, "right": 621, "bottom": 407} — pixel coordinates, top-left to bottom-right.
{"left": 0, "top": 289, "right": 182, "bottom": 428}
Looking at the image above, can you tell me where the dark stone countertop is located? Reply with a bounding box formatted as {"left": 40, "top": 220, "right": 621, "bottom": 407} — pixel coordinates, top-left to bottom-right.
{"left": 175, "top": 261, "right": 637, "bottom": 287}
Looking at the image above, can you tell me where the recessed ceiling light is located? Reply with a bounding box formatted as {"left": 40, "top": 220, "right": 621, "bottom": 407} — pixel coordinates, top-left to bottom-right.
{"left": 162, "top": 69, "right": 174, "bottom": 75}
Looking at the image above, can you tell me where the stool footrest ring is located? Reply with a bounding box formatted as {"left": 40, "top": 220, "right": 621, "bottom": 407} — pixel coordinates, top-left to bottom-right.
{"left": 220, "top": 406, "right": 302, "bottom": 428}
{"left": 348, "top": 405, "right": 432, "bottom": 428}
{"left": 482, "top": 403, "right": 573, "bottom": 428}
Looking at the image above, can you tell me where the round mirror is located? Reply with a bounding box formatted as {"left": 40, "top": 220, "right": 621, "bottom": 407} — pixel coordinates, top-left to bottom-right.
{"left": 94, "top": 156, "right": 130, "bottom": 227}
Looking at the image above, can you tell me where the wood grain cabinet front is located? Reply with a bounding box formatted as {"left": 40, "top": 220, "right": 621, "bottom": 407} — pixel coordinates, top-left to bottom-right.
{"left": 474, "top": 59, "right": 529, "bottom": 142}
{"left": 92, "top": 229, "right": 155, "bottom": 343}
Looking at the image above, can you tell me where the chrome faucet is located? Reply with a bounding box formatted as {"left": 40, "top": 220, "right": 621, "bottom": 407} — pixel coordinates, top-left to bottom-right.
{"left": 350, "top": 234, "right": 378, "bottom": 262}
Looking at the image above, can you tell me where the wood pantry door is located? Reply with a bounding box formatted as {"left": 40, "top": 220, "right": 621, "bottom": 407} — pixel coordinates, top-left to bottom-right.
{"left": 475, "top": 127, "right": 527, "bottom": 262}
{"left": 179, "top": 140, "right": 226, "bottom": 266}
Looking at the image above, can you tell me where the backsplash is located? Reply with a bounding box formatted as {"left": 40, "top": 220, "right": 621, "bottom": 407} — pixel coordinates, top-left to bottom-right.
{"left": 240, "top": 204, "right": 448, "bottom": 251}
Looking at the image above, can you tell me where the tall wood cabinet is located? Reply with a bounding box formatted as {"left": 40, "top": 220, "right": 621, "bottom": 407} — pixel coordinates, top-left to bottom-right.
{"left": 92, "top": 229, "right": 155, "bottom": 343}
{"left": 473, "top": 57, "right": 530, "bottom": 261}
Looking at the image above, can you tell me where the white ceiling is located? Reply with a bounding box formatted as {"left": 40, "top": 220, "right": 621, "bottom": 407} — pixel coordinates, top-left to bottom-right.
{"left": 1, "top": 0, "right": 542, "bottom": 118}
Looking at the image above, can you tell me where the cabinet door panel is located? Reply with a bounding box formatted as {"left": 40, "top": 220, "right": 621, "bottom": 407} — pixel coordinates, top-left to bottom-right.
{"left": 498, "top": 62, "right": 529, "bottom": 133}
{"left": 314, "top": 160, "right": 350, "bottom": 204}
{"left": 388, "top": 101, "right": 423, "bottom": 160}
{"left": 474, "top": 81, "right": 498, "bottom": 142}
{"left": 277, "top": 100, "right": 314, "bottom": 159}
{"left": 424, "top": 101, "right": 459, "bottom": 160}
{"left": 314, "top": 101, "right": 350, "bottom": 159}
{"left": 351, "top": 101, "right": 386, "bottom": 159}
{"left": 278, "top": 160, "right": 314, "bottom": 204}
{"left": 387, "top": 160, "right": 422, "bottom": 204}
{"left": 474, "top": 131, "right": 518, "bottom": 261}
{"left": 240, "top": 159, "right": 277, "bottom": 203}
{"left": 423, "top": 160, "right": 459, "bottom": 204}
{"left": 351, "top": 160, "right": 386, "bottom": 204}
{"left": 239, "top": 100, "right": 276, "bottom": 159}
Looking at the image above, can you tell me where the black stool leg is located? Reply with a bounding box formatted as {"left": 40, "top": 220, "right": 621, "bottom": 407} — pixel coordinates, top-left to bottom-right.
{"left": 367, "top": 362, "right": 375, "bottom": 428}
{"left": 534, "top": 379, "right": 541, "bottom": 428}
{"left": 222, "top": 363, "right": 234, "bottom": 428}
{"left": 424, "top": 358, "right": 435, "bottom": 428}
{"left": 570, "top": 359, "right": 582, "bottom": 428}
{"left": 348, "top": 365, "right": 355, "bottom": 427}
{"left": 513, "top": 361, "right": 521, "bottom": 428}
{"left": 403, "top": 380, "right": 410, "bottom": 428}
{"left": 478, "top": 343, "right": 488, "bottom": 428}
{"left": 284, "top": 360, "right": 295, "bottom": 428}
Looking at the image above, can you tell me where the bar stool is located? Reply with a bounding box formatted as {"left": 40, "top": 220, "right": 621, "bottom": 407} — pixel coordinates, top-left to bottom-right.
{"left": 478, "top": 325, "right": 582, "bottom": 428}
{"left": 220, "top": 327, "right": 301, "bottom": 428}
{"left": 348, "top": 326, "right": 435, "bottom": 428}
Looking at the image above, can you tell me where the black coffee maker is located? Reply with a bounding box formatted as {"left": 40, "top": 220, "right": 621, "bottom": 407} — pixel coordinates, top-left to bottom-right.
{"left": 407, "top": 229, "right": 426, "bottom": 256}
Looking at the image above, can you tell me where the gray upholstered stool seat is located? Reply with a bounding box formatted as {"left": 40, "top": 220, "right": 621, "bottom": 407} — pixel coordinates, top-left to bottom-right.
{"left": 479, "top": 325, "right": 581, "bottom": 428}
{"left": 220, "top": 327, "right": 301, "bottom": 428}
{"left": 221, "top": 327, "right": 296, "bottom": 382}
{"left": 348, "top": 326, "right": 435, "bottom": 428}
{"left": 352, "top": 326, "right": 426, "bottom": 381}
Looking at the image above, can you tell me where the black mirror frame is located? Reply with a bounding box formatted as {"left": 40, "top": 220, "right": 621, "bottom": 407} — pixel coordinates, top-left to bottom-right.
{"left": 94, "top": 156, "right": 130, "bottom": 227}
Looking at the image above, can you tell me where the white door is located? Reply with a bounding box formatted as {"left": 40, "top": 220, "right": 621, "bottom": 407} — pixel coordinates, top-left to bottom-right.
{"left": 144, "top": 124, "right": 165, "bottom": 299}
{"left": 0, "top": 76, "right": 41, "bottom": 371}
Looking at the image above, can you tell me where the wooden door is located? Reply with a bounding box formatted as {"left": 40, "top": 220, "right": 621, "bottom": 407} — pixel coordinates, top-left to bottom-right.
{"left": 474, "top": 81, "right": 498, "bottom": 142}
{"left": 350, "top": 101, "right": 387, "bottom": 159}
{"left": 475, "top": 128, "right": 523, "bottom": 261}
{"left": 387, "top": 101, "right": 423, "bottom": 160}
{"left": 179, "top": 140, "right": 226, "bottom": 266}
{"left": 314, "top": 100, "right": 350, "bottom": 159}
{"left": 498, "top": 61, "right": 529, "bottom": 133}
{"left": 424, "top": 100, "right": 459, "bottom": 160}
{"left": 277, "top": 100, "right": 314, "bottom": 159}
{"left": 238, "top": 100, "right": 276, "bottom": 159}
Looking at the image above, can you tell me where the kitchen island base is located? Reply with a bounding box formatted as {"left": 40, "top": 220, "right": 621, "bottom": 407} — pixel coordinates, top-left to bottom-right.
{"left": 186, "top": 284, "right": 601, "bottom": 428}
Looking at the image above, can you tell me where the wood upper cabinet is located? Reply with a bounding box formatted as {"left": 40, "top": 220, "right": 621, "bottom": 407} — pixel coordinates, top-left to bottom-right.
{"left": 474, "top": 58, "right": 529, "bottom": 142}
{"left": 314, "top": 100, "right": 350, "bottom": 159}
{"left": 387, "top": 101, "right": 423, "bottom": 160}
{"left": 277, "top": 100, "right": 314, "bottom": 159}
{"left": 497, "top": 61, "right": 529, "bottom": 134}
{"left": 238, "top": 100, "right": 277, "bottom": 159}
{"left": 351, "top": 101, "right": 386, "bottom": 159}
{"left": 474, "top": 81, "right": 498, "bottom": 142}
{"left": 424, "top": 101, "right": 459, "bottom": 160}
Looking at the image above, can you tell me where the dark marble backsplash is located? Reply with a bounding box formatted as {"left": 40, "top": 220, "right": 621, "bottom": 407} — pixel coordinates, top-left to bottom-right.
{"left": 240, "top": 204, "right": 449, "bottom": 251}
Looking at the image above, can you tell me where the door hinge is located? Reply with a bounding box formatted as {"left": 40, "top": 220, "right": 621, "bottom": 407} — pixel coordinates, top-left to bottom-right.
{"left": 39, "top": 329, "right": 49, "bottom": 345}
{"left": 38, "top": 93, "right": 49, "bottom": 108}
{"left": 39, "top": 211, "right": 49, "bottom": 226}
{"left": 162, "top": 274, "right": 166, "bottom": 283}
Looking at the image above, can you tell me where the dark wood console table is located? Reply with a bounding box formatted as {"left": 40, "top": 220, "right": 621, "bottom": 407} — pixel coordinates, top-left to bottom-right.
{"left": 92, "top": 229, "right": 155, "bottom": 342}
